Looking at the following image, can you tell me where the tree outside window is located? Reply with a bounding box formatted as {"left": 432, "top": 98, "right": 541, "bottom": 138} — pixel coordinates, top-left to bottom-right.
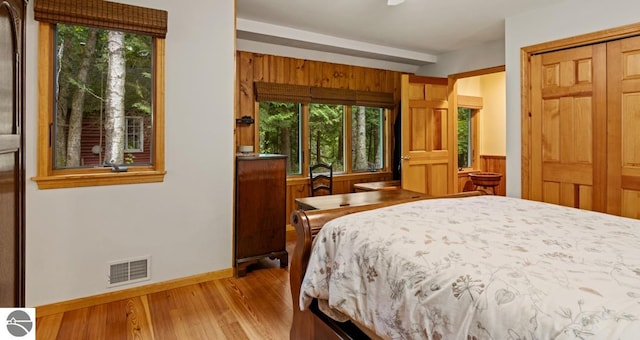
{"left": 258, "top": 100, "right": 386, "bottom": 176}
{"left": 33, "top": 0, "right": 167, "bottom": 189}
{"left": 53, "top": 24, "right": 153, "bottom": 168}
{"left": 309, "top": 104, "right": 344, "bottom": 172}
{"left": 258, "top": 102, "right": 301, "bottom": 175}
{"left": 352, "top": 106, "right": 383, "bottom": 171}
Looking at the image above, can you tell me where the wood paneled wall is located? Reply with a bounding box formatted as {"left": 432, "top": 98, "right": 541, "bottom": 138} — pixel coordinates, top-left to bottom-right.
{"left": 457, "top": 155, "right": 506, "bottom": 196}
{"left": 235, "top": 51, "right": 403, "bottom": 148}
{"left": 236, "top": 51, "right": 404, "bottom": 219}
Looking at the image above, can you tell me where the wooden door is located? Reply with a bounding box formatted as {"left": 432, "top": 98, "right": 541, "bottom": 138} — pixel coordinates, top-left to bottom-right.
{"left": 529, "top": 44, "right": 607, "bottom": 211}
{"left": 0, "top": 0, "right": 25, "bottom": 307}
{"left": 607, "top": 36, "right": 640, "bottom": 218}
{"left": 400, "top": 74, "right": 455, "bottom": 195}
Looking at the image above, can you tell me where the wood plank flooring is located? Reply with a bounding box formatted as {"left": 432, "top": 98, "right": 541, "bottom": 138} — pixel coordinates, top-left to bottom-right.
{"left": 36, "top": 244, "right": 294, "bottom": 340}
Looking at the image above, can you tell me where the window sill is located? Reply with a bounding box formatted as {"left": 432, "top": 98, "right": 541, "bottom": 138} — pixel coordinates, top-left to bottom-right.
{"left": 32, "top": 170, "right": 166, "bottom": 189}
{"left": 458, "top": 169, "right": 480, "bottom": 175}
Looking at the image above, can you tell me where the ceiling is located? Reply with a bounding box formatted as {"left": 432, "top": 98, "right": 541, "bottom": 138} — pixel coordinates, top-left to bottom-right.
{"left": 236, "top": 0, "right": 565, "bottom": 67}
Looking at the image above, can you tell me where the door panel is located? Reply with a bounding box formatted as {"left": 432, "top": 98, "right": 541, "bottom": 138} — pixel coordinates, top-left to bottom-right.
{"left": 400, "top": 75, "right": 453, "bottom": 195}
{"left": 607, "top": 36, "right": 640, "bottom": 217}
{"left": 530, "top": 44, "right": 606, "bottom": 211}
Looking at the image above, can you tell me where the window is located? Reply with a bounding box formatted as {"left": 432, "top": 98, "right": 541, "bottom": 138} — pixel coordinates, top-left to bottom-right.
{"left": 254, "top": 82, "right": 393, "bottom": 177}
{"left": 255, "top": 86, "right": 392, "bottom": 177}
{"left": 351, "top": 106, "right": 383, "bottom": 171}
{"left": 309, "top": 103, "right": 345, "bottom": 172}
{"left": 125, "top": 117, "right": 145, "bottom": 153}
{"left": 259, "top": 102, "right": 386, "bottom": 176}
{"left": 456, "top": 95, "right": 482, "bottom": 171}
{"left": 259, "top": 102, "right": 302, "bottom": 175}
{"left": 33, "top": 0, "right": 167, "bottom": 189}
{"left": 457, "top": 106, "right": 479, "bottom": 170}
{"left": 458, "top": 107, "right": 473, "bottom": 168}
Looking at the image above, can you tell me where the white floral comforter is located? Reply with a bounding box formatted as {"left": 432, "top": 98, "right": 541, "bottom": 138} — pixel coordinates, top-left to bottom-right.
{"left": 300, "top": 195, "right": 640, "bottom": 339}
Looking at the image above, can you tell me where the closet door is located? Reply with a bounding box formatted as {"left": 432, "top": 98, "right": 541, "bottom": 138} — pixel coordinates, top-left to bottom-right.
{"left": 607, "top": 36, "right": 640, "bottom": 218}
{"left": 530, "top": 44, "right": 607, "bottom": 211}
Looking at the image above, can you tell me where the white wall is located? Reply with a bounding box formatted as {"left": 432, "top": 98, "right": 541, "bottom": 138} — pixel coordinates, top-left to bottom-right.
{"left": 505, "top": 0, "right": 640, "bottom": 197}
{"left": 417, "top": 39, "right": 505, "bottom": 78}
{"left": 25, "top": 0, "right": 235, "bottom": 306}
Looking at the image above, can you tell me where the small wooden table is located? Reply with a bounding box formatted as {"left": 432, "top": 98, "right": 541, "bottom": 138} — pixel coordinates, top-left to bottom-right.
{"left": 295, "top": 188, "right": 427, "bottom": 211}
{"left": 353, "top": 180, "right": 401, "bottom": 192}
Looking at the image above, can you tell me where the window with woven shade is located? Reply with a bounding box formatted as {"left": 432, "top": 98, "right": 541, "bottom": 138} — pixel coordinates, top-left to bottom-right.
{"left": 32, "top": 0, "right": 168, "bottom": 189}
{"left": 255, "top": 81, "right": 394, "bottom": 176}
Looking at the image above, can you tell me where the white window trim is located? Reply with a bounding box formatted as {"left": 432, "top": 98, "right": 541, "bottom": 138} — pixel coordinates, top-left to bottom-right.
{"left": 125, "top": 116, "right": 144, "bottom": 153}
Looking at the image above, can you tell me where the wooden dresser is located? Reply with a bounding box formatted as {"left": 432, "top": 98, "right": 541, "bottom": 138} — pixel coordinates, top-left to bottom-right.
{"left": 235, "top": 154, "right": 288, "bottom": 276}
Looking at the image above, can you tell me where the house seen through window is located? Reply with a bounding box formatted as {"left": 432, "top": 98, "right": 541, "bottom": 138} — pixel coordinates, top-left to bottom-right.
{"left": 125, "top": 116, "right": 144, "bottom": 153}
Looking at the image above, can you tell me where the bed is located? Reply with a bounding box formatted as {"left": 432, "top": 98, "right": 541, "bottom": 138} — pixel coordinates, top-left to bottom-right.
{"left": 288, "top": 192, "right": 640, "bottom": 339}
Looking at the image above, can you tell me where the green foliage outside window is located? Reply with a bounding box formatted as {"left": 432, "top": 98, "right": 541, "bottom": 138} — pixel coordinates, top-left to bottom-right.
{"left": 54, "top": 24, "right": 153, "bottom": 169}
{"left": 258, "top": 102, "right": 301, "bottom": 175}
{"left": 458, "top": 107, "right": 472, "bottom": 168}
{"left": 259, "top": 100, "right": 385, "bottom": 176}
{"left": 309, "top": 104, "right": 344, "bottom": 172}
{"left": 352, "top": 106, "right": 383, "bottom": 171}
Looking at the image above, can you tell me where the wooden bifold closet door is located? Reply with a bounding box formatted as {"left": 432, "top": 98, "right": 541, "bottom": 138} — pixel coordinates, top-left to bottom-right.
{"left": 529, "top": 35, "right": 640, "bottom": 218}
{"left": 606, "top": 36, "right": 640, "bottom": 218}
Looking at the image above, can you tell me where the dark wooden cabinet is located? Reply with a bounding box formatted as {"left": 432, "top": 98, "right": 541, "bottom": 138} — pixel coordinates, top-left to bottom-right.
{"left": 235, "top": 154, "right": 288, "bottom": 276}
{"left": 0, "top": 0, "right": 26, "bottom": 307}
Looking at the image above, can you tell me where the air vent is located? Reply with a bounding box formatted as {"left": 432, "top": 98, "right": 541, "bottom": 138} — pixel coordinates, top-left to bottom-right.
{"left": 107, "top": 256, "right": 151, "bottom": 287}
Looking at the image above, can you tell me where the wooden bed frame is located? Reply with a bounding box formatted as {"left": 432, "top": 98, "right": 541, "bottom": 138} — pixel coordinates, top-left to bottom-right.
{"left": 288, "top": 190, "right": 487, "bottom": 339}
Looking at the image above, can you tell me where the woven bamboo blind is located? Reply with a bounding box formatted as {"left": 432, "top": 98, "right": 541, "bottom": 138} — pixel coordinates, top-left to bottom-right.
{"left": 254, "top": 82, "right": 311, "bottom": 103}
{"left": 255, "top": 82, "right": 394, "bottom": 108}
{"left": 34, "top": 0, "right": 168, "bottom": 38}
{"left": 310, "top": 87, "right": 356, "bottom": 105}
{"left": 355, "top": 91, "right": 395, "bottom": 108}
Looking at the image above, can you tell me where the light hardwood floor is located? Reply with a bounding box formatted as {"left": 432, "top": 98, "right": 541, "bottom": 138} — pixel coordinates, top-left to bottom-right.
{"left": 36, "top": 244, "right": 294, "bottom": 340}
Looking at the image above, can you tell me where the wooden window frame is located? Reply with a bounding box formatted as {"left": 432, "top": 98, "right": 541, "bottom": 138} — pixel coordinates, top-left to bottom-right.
{"left": 32, "top": 23, "right": 166, "bottom": 189}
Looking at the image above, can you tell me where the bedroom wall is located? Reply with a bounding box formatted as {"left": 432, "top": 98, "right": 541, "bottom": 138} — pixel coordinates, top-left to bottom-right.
{"left": 504, "top": 0, "right": 640, "bottom": 197}
{"left": 479, "top": 72, "right": 506, "bottom": 156}
{"left": 456, "top": 72, "right": 506, "bottom": 157}
{"left": 25, "top": 0, "right": 235, "bottom": 306}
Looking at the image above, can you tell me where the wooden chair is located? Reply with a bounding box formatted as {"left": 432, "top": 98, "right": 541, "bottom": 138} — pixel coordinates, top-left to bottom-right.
{"left": 309, "top": 163, "right": 333, "bottom": 196}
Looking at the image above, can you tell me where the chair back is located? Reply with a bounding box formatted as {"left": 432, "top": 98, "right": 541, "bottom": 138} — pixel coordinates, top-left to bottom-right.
{"left": 309, "top": 163, "right": 333, "bottom": 196}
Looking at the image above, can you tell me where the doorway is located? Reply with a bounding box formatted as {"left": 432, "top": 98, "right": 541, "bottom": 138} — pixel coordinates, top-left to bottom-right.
{"left": 449, "top": 66, "right": 507, "bottom": 195}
